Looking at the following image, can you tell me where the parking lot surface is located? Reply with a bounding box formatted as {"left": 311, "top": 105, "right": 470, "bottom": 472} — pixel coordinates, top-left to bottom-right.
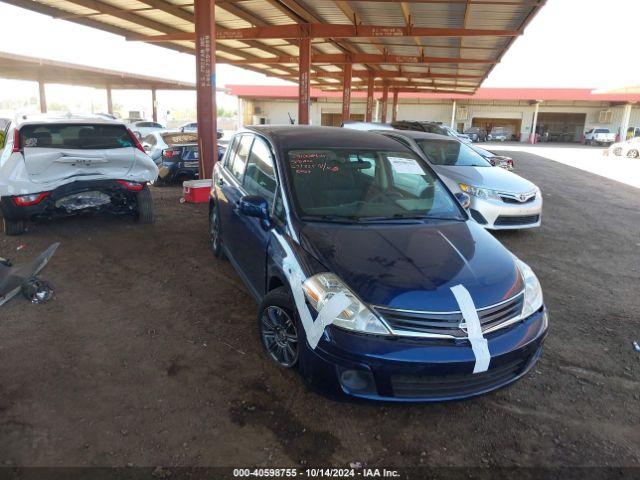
{"left": 489, "top": 142, "right": 640, "bottom": 189}
{"left": 0, "top": 150, "right": 639, "bottom": 468}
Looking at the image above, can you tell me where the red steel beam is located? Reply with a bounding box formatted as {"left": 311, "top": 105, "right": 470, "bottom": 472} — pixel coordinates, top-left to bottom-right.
{"left": 380, "top": 83, "right": 390, "bottom": 123}
{"left": 194, "top": 0, "right": 217, "bottom": 179}
{"left": 298, "top": 36, "right": 311, "bottom": 125}
{"left": 341, "top": 63, "right": 352, "bottom": 123}
{"left": 304, "top": 71, "right": 484, "bottom": 80}
{"left": 392, "top": 89, "right": 399, "bottom": 122}
{"left": 128, "top": 24, "right": 519, "bottom": 42}
{"left": 219, "top": 53, "right": 495, "bottom": 65}
{"left": 365, "top": 74, "right": 375, "bottom": 122}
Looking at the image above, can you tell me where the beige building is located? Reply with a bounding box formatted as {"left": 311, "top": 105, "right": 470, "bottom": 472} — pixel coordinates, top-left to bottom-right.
{"left": 227, "top": 85, "right": 640, "bottom": 143}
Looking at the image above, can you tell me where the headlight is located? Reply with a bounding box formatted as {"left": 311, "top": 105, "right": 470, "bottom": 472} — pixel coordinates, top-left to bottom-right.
{"left": 516, "top": 259, "right": 543, "bottom": 318}
{"left": 459, "top": 183, "right": 501, "bottom": 201}
{"left": 302, "top": 273, "right": 391, "bottom": 335}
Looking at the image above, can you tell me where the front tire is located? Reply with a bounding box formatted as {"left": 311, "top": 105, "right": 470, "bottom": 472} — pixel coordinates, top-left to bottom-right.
{"left": 3, "top": 218, "right": 25, "bottom": 236}
{"left": 135, "top": 185, "right": 155, "bottom": 223}
{"left": 209, "top": 204, "right": 224, "bottom": 258}
{"left": 258, "top": 287, "right": 299, "bottom": 368}
{"left": 628, "top": 149, "right": 639, "bottom": 159}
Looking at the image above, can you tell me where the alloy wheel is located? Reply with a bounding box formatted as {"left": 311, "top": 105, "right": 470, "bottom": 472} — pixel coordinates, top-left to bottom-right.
{"left": 260, "top": 306, "right": 298, "bottom": 367}
{"left": 210, "top": 208, "right": 220, "bottom": 253}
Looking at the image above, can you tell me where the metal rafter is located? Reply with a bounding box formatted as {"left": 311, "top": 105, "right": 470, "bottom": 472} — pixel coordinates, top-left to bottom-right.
{"left": 3, "top": 0, "right": 547, "bottom": 95}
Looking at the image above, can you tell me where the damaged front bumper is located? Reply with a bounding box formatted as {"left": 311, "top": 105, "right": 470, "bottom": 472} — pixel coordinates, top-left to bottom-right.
{"left": 0, "top": 179, "right": 143, "bottom": 221}
{"left": 299, "top": 308, "right": 548, "bottom": 402}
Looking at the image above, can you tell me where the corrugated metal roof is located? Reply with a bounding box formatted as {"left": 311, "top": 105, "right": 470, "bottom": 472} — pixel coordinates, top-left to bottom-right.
{"left": 0, "top": 50, "right": 198, "bottom": 89}
{"left": 3, "top": 0, "right": 546, "bottom": 93}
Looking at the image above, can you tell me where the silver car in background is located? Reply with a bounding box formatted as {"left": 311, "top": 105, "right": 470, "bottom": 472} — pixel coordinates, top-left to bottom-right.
{"left": 127, "top": 120, "right": 165, "bottom": 139}
{"left": 378, "top": 130, "right": 542, "bottom": 230}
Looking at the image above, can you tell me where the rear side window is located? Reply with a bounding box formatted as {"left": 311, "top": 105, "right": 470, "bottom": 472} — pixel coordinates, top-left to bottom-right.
{"left": 0, "top": 119, "right": 10, "bottom": 150}
{"left": 20, "top": 124, "right": 134, "bottom": 150}
{"left": 228, "top": 135, "right": 253, "bottom": 181}
{"left": 161, "top": 133, "right": 198, "bottom": 145}
{"left": 244, "top": 138, "right": 276, "bottom": 204}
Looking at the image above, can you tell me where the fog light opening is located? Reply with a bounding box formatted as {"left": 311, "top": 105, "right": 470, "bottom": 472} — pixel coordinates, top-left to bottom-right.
{"left": 340, "top": 369, "right": 371, "bottom": 392}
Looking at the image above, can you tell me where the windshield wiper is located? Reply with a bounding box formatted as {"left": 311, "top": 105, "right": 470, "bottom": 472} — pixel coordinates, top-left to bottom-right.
{"left": 357, "top": 214, "right": 463, "bottom": 223}
{"left": 300, "top": 214, "right": 361, "bottom": 224}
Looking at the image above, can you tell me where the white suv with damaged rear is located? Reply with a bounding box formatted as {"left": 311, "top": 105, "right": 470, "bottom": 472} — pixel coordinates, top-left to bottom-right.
{"left": 0, "top": 116, "right": 158, "bottom": 235}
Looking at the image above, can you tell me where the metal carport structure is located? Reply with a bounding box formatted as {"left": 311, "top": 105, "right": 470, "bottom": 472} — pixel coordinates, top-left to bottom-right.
{"left": 0, "top": 50, "right": 196, "bottom": 121}
{"left": 1, "top": 0, "right": 546, "bottom": 178}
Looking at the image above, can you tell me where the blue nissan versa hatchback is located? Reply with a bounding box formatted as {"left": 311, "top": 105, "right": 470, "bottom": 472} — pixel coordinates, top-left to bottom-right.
{"left": 209, "top": 126, "right": 548, "bottom": 401}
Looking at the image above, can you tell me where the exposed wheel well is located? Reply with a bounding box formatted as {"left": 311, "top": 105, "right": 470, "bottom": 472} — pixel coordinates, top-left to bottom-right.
{"left": 267, "top": 275, "right": 285, "bottom": 292}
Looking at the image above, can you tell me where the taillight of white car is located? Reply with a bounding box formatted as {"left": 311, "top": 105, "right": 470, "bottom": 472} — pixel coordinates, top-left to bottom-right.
{"left": 12, "top": 192, "right": 51, "bottom": 207}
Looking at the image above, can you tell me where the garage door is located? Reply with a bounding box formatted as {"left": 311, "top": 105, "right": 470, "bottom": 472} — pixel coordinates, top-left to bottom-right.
{"left": 321, "top": 113, "right": 365, "bottom": 126}
{"left": 536, "top": 112, "right": 586, "bottom": 143}
{"left": 472, "top": 118, "right": 522, "bottom": 140}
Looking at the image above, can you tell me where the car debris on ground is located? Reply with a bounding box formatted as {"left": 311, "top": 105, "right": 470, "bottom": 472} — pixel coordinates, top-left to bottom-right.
{"left": 0, "top": 242, "right": 59, "bottom": 307}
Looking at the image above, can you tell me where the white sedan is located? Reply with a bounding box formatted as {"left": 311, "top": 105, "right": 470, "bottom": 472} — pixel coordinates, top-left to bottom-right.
{"left": 608, "top": 137, "right": 640, "bottom": 158}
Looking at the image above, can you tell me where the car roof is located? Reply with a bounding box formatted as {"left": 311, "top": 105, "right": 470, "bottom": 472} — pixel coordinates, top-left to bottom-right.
{"left": 342, "top": 121, "right": 393, "bottom": 131}
{"left": 244, "top": 125, "right": 413, "bottom": 151}
{"left": 17, "top": 115, "right": 124, "bottom": 127}
{"left": 379, "top": 129, "right": 454, "bottom": 142}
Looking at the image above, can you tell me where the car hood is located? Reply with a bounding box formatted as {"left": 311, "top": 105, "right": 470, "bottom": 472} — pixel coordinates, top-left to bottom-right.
{"left": 299, "top": 220, "right": 523, "bottom": 311}
{"left": 432, "top": 165, "right": 536, "bottom": 193}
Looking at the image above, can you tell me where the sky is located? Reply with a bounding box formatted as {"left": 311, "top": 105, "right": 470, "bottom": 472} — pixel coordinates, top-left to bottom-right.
{"left": 0, "top": 0, "right": 639, "bottom": 121}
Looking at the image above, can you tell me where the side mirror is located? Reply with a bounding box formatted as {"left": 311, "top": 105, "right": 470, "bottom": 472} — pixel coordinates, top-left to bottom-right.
{"left": 238, "top": 195, "right": 272, "bottom": 229}
{"left": 454, "top": 192, "right": 471, "bottom": 210}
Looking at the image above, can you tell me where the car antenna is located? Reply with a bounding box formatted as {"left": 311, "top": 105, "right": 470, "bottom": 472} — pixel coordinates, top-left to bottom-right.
{"left": 288, "top": 112, "right": 295, "bottom": 125}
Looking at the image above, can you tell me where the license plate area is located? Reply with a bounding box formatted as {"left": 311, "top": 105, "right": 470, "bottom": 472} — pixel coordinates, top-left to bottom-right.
{"left": 55, "top": 191, "right": 111, "bottom": 211}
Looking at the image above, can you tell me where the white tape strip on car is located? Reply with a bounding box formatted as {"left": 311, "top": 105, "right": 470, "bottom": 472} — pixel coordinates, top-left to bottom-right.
{"left": 450, "top": 284, "right": 491, "bottom": 374}
{"left": 276, "top": 232, "right": 351, "bottom": 350}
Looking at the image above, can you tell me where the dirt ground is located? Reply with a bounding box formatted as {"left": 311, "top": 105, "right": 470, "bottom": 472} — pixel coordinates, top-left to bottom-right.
{"left": 0, "top": 151, "right": 639, "bottom": 470}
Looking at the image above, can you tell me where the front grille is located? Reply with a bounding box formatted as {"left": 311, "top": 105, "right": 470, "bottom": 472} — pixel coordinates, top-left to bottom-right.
{"left": 391, "top": 358, "right": 526, "bottom": 398}
{"left": 494, "top": 215, "right": 540, "bottom": 226}
{"left": 374, "top": 293, "right": 524, "bottom": 339}
{"left": 500, "top": 195, "right": 536, "bottom": 204}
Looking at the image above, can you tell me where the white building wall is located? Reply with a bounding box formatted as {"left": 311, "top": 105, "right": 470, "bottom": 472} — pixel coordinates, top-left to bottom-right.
{"left": 244, "top": 97, "right": 639, "bottom": 142}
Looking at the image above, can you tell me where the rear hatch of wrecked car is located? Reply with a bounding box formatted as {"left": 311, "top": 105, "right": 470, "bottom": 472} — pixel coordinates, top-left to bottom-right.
{"left": 19, "top": 123, "right": 137, "bottom": 184}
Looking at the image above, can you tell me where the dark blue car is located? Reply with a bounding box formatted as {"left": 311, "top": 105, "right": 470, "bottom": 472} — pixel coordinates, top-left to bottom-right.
{"left": 209, "top": 126, "right": 548, "bottom": 402}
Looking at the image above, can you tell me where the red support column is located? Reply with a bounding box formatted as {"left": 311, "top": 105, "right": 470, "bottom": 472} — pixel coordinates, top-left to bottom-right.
{"left": 365, "top": 74, "right": 375, "bottom": 122}
{"left": 392, "top": 89, "right": 399, "bottom": 122}
{"left": 341, "top": 63, "right": 352, "bottom": 123}
{"left": 380, "top": 83, "right": 389, "bottom": 123}
{"left": 298, "top": 35, "right": 311, "bottom": 125}
{"left": 151, "top": 88, "right": 158, "bottom": 123}
{"left": 194, "top": 0, "right": 217, "bottom": 179}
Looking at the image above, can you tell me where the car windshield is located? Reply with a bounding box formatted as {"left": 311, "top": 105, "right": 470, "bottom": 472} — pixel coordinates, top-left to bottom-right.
{"left": 285, "top": 148, "right": 465, "bottom": 222}
{"left": 420, "top": 123, "right": 447, "bottom": 135}
{"left": 161, "top": 132, "right": 198, "bottom": 145}
{"left": 418, "top": 139, "right": 492, "bottom": 167}
{"left": 20, "top": 124, "right": 134, "bottom": 150}
{"left": 470, "top": 145, "right": 493, "bottom": 157}
{"left": 594, "top": 129, "right": 610, "bottom": 134}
